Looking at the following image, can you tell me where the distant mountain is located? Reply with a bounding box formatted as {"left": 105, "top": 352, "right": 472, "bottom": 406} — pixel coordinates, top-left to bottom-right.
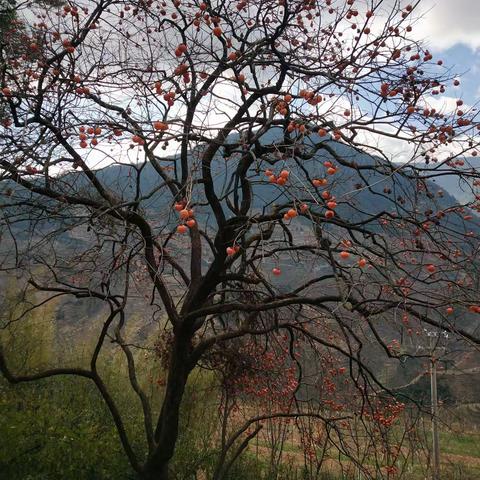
{"left": 86, "top": 128, "right": 478, "bottom": 235}
{"left": 2, "top": 128, "right": 480, "bottom": 410}
{"left": 408, "top": 157, "right": 480, "bottom": 204}
{"left": 1, "top": 127, "right": 478, "bottom": 246}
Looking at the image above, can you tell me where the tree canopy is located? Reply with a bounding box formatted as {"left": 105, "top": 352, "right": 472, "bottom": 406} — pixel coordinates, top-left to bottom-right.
{"left": 1, "top": 0, "right": 480, "bottom": 478}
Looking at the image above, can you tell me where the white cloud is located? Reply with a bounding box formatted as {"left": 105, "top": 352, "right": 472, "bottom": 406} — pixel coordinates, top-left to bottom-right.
{"left": 411, "top": 0, "right": 480, "bottom": 51}
{"left": 374, "top": 1, "right": 479, "bottom": 51}
{"left": 422, "top": 95, "right": 466, "bottom": 113}
{"left": 354, "top": 124, "right": 416, "bottom": 164}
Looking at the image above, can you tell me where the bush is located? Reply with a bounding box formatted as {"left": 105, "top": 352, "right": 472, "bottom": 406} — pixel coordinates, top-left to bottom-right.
{"left": 0, "top": 377, "right": 135, "bottom": 479}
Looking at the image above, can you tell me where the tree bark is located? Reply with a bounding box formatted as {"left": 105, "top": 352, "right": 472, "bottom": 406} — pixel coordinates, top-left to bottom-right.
{"left": 142, "top": 334, "right": 193, "bottom": 480}
{"left": 142, "top": 464, "right": 169, "bottom": 480}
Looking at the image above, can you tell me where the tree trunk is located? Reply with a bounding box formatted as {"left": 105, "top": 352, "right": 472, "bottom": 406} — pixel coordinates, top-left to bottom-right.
{"left": 142, "top": 335, "right": 193, "bottom": 480}
{"left": 141, "top": 464, "right": 169, "bottom": 480}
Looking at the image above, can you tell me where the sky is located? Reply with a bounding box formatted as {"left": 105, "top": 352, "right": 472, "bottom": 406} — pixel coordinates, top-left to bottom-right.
{"left": 417, "top": 0, "right": 480, "bottom": 106}
{"left": 29, "top": 0, "right": 480, "bottom": 171}
{"left": 357, "top": 0, "right": 480, "bottom": 163}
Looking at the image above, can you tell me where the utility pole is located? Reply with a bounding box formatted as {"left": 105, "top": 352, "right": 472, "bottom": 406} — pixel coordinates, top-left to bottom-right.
{"left": 424, "top": 329, "right": 448, "bottom": 480}
{"left": 430, "top": 356, "right": 440, "bottom": 480}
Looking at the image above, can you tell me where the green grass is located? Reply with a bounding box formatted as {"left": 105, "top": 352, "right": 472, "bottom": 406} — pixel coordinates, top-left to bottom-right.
{"left": 3, "top": 284, "right": 480, "bottom": 480}
{"left": 4, "top": 379, "right": 480, "bottom": 480}
{"left": 439, "top": 430, "right": 480, "bottom": 458}
{"left": 0, "top": 377, "right": 137, "bottom": 480}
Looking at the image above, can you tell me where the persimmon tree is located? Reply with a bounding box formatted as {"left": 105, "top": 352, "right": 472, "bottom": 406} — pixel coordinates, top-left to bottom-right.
{"left": 1, "top": 0, "right": 480, "bottom": 478}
